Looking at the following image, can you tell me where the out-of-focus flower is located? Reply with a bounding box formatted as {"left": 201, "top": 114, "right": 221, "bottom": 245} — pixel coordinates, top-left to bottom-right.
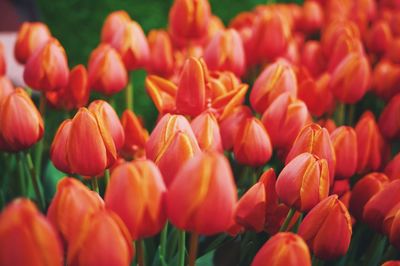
{"left": 0, "top": 198, "right": 63, "bottom": 266}
{"left": 317, "top": 118, "right": 337, "bottom": 133}
{"left": 147, "top": 30, "right": 174, "bottom": 77}
{"left": 251, "top": 232, "right": 311, "bottom": 266}
{"left": 379, "top": 94, "right": 400, "bottom": 139}
{"left": 298, "top": 195, "right": 352, "bottom": 260}
{"left": 387, "top": 37, "right": 400, "bottom": 64}
{"left": 0, "top": 42, "right": 5, "bottom": 75}
{"left": 101, "top": 10, "right": 131, "bottom": 43}
{"left": 301, "top": 41, "right": 326, "bottom": 78}
{"left": 24, "top": 38, "right": 69, "bottom": 92}
{"left": 384, "top": 203, "right": 400, "bottom": 250}
{"left": 299, "top": 0, "right": 324, "bottom": 34}
{"left": 105, "top": 160, "right": 167, "bottom": 240}
{"left": 88, "top": 44, "right": 128, "bottom": 96}
{"left": 367, "top": 20, "right": 393, "bottom": 54}
{"left": 382, "top": 261, "right": 400, "bottom": 266}
{"left": 326, "top": 35, "right": 363, "bottom": 73}
{"left": 276, "top": 152, "right": 330, "bottom": 212}
{"left": 145, "top": 75, "right": 177, "bottom": 114}
{"left": 14, "top": 22, "right": 51, "bottom": 64}
{"left": 166, "top": 152, "right": 237, "bottom": 235}
{"left": 120, "top": 110, "right": 149, "bottom": 159}
{"left": 385, "top": 153, "right": 400, "bottom": 180}
{"left": 0, "top": 77, "right": 14, "bottom": 103}
{"left": 371, "top": 60, "right": 400, "bottom": 100}
{"left": 191, "top": 110, "right": 223, "bottom": 152}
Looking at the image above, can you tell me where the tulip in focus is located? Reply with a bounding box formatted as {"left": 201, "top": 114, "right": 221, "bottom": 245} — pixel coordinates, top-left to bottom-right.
{"left": 120, "top": 110, "right": 149, "bottom": 159}
{"left": 191, "top": 110, "right": 223, "bottom": 152}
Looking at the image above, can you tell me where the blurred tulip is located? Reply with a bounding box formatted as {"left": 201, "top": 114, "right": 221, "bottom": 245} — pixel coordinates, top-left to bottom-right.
{"left": 176, "top": 57, "right": 208, "bottom": 116}
{"left": 384, "top": 203, "right": 400, "bottom": 250}
{"left": 327, "top": 35, "right": 363, "bottom": 73}
{"left": 317, "top": 118, "right": 337, "bottom": 133}
{"left": 330, "top": 126, "right": 358, "bottom": 179}
{"left": 46, "top": 64, "right": 89, "bottom": 110}
{"left": 24, "top": 38, "right": 69, "bottom": 92}
{"left": 286, "top": 123, "right": 336, "bottom": 183}
{"left": 355, "top": 111, "right": 385, "bottom": 173}
{"left": 0, "top": 76, "right": 14, "bottom": 102}
{"left": 47, "top": 177, "right": 104, "bottom": 243}
{"left": 234, "top": 117, "right": 272, "bottom": 166}
{"left": 147, "top": 30, "right": 174, "bottom": 77}
{"left": 298, "top": 195, "right": 352, "bottom": 260}
{"left": 105, "top": 160, "right": 167, "bottom": 240}
{"left": 101, "top": 10, "right": 131, "bottom": 43}
{"left": 363, "top": 179, "right": 400, "bottom": 232}
{"left": 166, "top": 151, "right": 237, "bottom": 235}
{"left": 372, "top": 60, "right": 400, "bottom": 100}
{"left": 0, "top": 88, "right": 43, "bottom": 152}
{"left": 0, "top": 42, "right": 5, "bottom": 75}
{"left": 120, "top": 110, "right": 149, "bottom": 159}
{"left": 0, "top": 198, "right": 63, "bottom": 266}
{"left": 251, "top": 232, "right": 311, "bottom": 266}
{"left": 88, "top": 44, "right": 128, "bottom": 96}
{"left": 110, "top": 20, "right": 150, "bottom": 70}
{"left": 67, "top": 210, "right": 133, "bottom": 266}
{"left": 299, "top": 1, "right": 323, "bottom": 33}
{"left": 387, "top": 38, "right": 400, "bottom": 64}
{"left": 191, "top": 110, "right": 223, "bottom": 152}
{"left": 250, "top": 59, "right": 298, "bottom": 114}
{"left": 276, "top": 152, "right": 330, "bottom": 212}
{"left": 321, "top": 20, "right": 360, "bottom": 57}
{"left": 301, "top": 41, "right": 326, "bottom": 77}
{"left": 262, "top": 92, "right": 309, "bottom": 151}
{"left": 14, "top": 22, "right": 51, "bottom": 64}
{"left": 367, "top": 20, "right": 393, "bottom": 54}
{"left": 204, "top": 29, "right": 245, "bottom": 77}
{"left": 382, "top": 261, "right": 400, "bottom": 266}
{"left": 385, "top": 153, "right": 400, "bottom": 180}
{"left": 88, "top": 100, "right": 125, "bottom": 151}
{"left": 145, "top": 75, "right": 177, "bottom": 114}
{"left": 379, "top": 94, "right": 400, "bottom": 139}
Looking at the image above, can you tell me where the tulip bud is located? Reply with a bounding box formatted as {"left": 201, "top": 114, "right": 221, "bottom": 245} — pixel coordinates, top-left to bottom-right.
{"left": 120, "top": 110, "right": 149, "bottom": 159}
{"left": 14, "top": 22, "right": 51, "bottom": 64}
{"left": 367, "top": 20, "right": 393, "bottom": 54}
{"left": 47, "top": 177, "right": 104, "bottom": 243}
{"left": 385, "top": 153, "right": 400, "bottom": 180}
{"left": 110, "top": 21, "right": 150, "bottom": 70}
{"left": 330, "top": 126, "right": 358, "bottom": 179}
{"left": 0, "top": 198, "right": 63, "bottom": 266}
{"left": 105, "top": 160, "right": 166, "bottom": 240}
{"left": 50, "top": 119, "right": 72, "bottom": 173}
{"left": 176, "top": 57, "right": 208, "bottom": 116}
{"left": 166, "top": 151, "right": 237, "bottom": 235}
{"left": 372, "top": 60, "right": 400, "bottom": 101}
{"left": 327, "top": 35, "right": 363, "bottom": 73}
{"left": 384, "top": 204, "right": 400, "bottom": 250}
{"left": 191, "top": 110, "right": 223, "bottom": 152}
{"left": 250, "top": 59, "right": 297, "bottom": 114}
{"left": 298, "top": 195, "right": 352, "bottom": 260}
{"left": 321, "top": 21, "right": 360, "bottom": 57}
{"left": 234, "top": 117, "right": 272, "bottom": 167}
{"left": 300, "top": 1, "right": 323, "bottom": 33}
{"left": 363, "top": 179, "right": 400, "bottom": 233}
{"left": 204, "top": 29, "right": 246, "bottom": 77}
{"left": 0, "top": 88, "right": 44, "bottom": 152}
{"left": 145, "top": 75, "right": 177, "bottom": 114}
{"left": 67, "top": 210, "right": 134, "bottom": 266}
{"left": 24, "top": 38, "right": 69, "bottom": 92}
{"left": 355, "top": 111, "right": 385, "bottom": 173}
{"left": 301, "top": 41, "right": 326, "bottom": 78}
{"left": 262, "top": 92, "right": 309, "bottom": 151}
{"left": 379, "top": 94, "right": 400, "bottom": 139}
{"left": 147, "top": 30, "right": 174, "bottom": 77}
{"left": 251, "top": 232, "right": 311, "bottom": 266}
{"left": 286, "top": 123, "right": 336, "bottom": 183}
{"left": 0, "top": 76, "right": 14, "bottom": 102}
{"left": 88, "top": 44, "right": 128, "bottom": 96}
{"left": 101, "top": 10, "right": 131, "bottom": 43}
{"left": 0, "top": 42, "right": 5, "bottom": 75}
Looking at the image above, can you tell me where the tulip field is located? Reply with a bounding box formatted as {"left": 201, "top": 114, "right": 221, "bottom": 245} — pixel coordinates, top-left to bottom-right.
{"left": 1, "top": 0, "right": 400, "bottom": 265}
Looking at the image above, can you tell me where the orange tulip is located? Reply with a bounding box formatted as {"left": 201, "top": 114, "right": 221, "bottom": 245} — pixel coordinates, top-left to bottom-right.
{"left": 67, "top": 210, "right": 134, "bottom": 266}
{"left": 204, "top": 29, "right": 246, "bottom": 77}
{"left": 0, "top": 88, "right": 44, "bottom": 152}
{"left": 385, "top": 153, "right": 400, "bottom": 180}
{"left": 276, "top": 152, "right": 330, "bottom": 212}
{"left": 262, "top": 92, "right": 309, "bottom": 151}
{"left": 110, "top": 20, "right": 150, "bottom": 70}
{"left": 14, "top": 22, "right": 51, "bottom": 64}
{"left": 0, "top": 76, "right": 14, "bottom": 102}
{"left": 105, "top": 160, "right": 167, "bottom": 240}
{"left": 379, "top": 94, "right": 400, "bottom": 139}
{"left": 330, "top": 126, "right": 358, "bottom": 179}
{"left": 176, "top": 57, "right": 208, "bottom": 116}
{"left": 299, "top": 0, "right": 323, "bottom": 34}
{"left": 24, "top": 38, "right": 69, "bottom": 92}
{"left": 286, "top": 123, "right": 336, "bottom": 184}
{"left": 190, "top": 110, "right": 222, "bottom": 152}
{"left": 363, "top": 179, "right": 400, "bottom": 232}
{"left": 46, "top": 64, "right": 89, "bottom": 110}
{"left": 355, "top": 111, "right": 385, "bottom": 173}
{"left": 145, "top": 75, "right": 177, "bottom": 114}
{"left": 88, "top": 44, "right": 128, "bottom": 96}
{"left": 326, "top": 35, "right": 363, "bottom": 73}
{"left": 120, "top": 110, "right": 149, "bottom": 159}
{"left": 147, "top": 30, "right": 174, "bottom": 77}
{"left": 0, "top": 42, "right": 5, "bottom": 75}
{"left": 251, "top": 232, "right": 311, "bottom": 266}
{"left": 298, "top": 195, "right": 352, "bottom": 260}
{"left": 301, "top": 41, "right": 326, "bottom": 78}
{"left": 50, "top": 119, "right": 72, "bottom": 173}
{"left": 101, "top": 10, "right": 131, "bottom": 43}
{"left": 367, "top": 20, "right": 393, "bottom": 54}
{"left": 166, "top": 151, "right": 237, "bottom": 235}
{"left": 250, "top": 59, "right": 298, "bottom": 114}
{"left": 47, "top": 177, "right": 104, "bottom": 243}
{"left": 234, "top": 117, "right": 272, "bottom": 167}
{"left": 371, "top": 60, "right": 400, "bottom": 101}
{"left": 0, "top": 198, "right": 63, "bottom": 266}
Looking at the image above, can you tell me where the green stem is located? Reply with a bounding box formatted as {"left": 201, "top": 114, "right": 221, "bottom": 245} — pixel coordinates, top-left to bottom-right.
{"left": 189, "top": 232, "right": 199, "bottom": 266}
{"left": 24, "top": 152, "right": 45, "bottom": 210}
{"left": 279, "top": 207, "right": 296, "bottom": 232}
{"left": 365, "top": 234, "right": 387, "bottom": 266}
{"left": 178, "top": 230, "right": 186, "bottom": 266}
{"left": 136, "top": 239, "right": 145, "bottom": 266}
{"left": 104, "top": 169, "right": 110, "bottom": 187}
{"left": 17, "top": 153, "right": 27, "bottom": 196}
{"left": 159, "top": 222, "right": 168, "bottom": 266}
{"left": 336, "top": 102, "right": 346, "bottom": 126}
{"left": 91, "top": 178, "right": 99, "bottom": 193}
{"left": 126, "top": 71, "right": 134, "bottom": 111}
{"left": 347, "top": 104, "right": 355, "bottom": 126}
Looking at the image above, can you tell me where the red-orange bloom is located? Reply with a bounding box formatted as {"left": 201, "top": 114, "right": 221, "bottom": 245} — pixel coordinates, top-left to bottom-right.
{"left": 120, "top": 110, "right": 149, "bottom": 159}
{"left": 301, "top": 41, "right": 326, "bottom": 78}
{"left": 367, "top": 20, "right": 393, "bottom": 54}
{"left": 166, "top": 151, "right": 237, "bottom": 235}
{"left": 105, "top": 160, "right": 167, "bottom": 240}
{"left": 0, "top": 198, "right": 63, "bottom": 266}
{"left": 24, "top": 38, "right": 69, "bottom": 92}
{"left": 276, "top": 152, "right": 330, "bottom": 212}
{"left": 299, "top": 1, "right": 323, "bottom": 34}
{"left": 50, "top": 119, "right": 72, "bottom": 173}
{"left": 384, "top": 203, "right": 400, "bottom": 250}
{"left": 298, "top": 195, "right": 352, "bottom": 260}
{"left": 147, "top": 30, "right": 174, "bottom": 77}
{"left": 251, "top": 232, "right": 311, "bottom": 266}
{"left": 371, "top": 60, "right": 400, "bottom": 101}
{"left": 191, "top": 110, "right": 223, "bottom": 152}
{"left": 0, "top": 77, "right": 13, "bottom": 105}
{"left": 145, "top": 75, "right": 177, "bottom": 114}
{"left": 379, "top": 94, "right": 400, "bottom": 139}
{"left": 101, "top": 10, "right": 131, "bottom": 43}
{"left": 385, "top": 153, "right": 400, "bottom": 180}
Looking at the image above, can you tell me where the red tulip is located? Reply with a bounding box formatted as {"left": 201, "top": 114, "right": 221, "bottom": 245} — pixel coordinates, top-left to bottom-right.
{"left": 24, "top": 38, "right": 69, "bottom": 92}
{"left": 317, "top": 118, "right": 337, "bottom": 133}
{"left": 191, "top": 110, "right": 223, "bottom": 152}
{"left": 367, "top": 20, "right": 393, "bottom": 54}
{"left": 145, "top": 75, "right": 177, "bottom": 114}
{"left": 147, "top": 30, "right": 174, "bottom": 77}
{"left": 298, "top": 195, "right": 352, "bottom": 260}
{"left": 14, "top": 22, "right": 51, "bottom": 64}
{"left": 50, "top": 119, "right": 72, "bottom": 173}
{"left": 166, "top": 151, "right": 237, "bottom": 235}
{"left": 0, "top": 198, "right": 63, "bottom": 266}
{"left": 387, "top": 37, "right": 400, "bottom": 64}
{"left": 299, "top": 0, "right": 323, "bottom": 33}
{"left": 120, "top": 110, "right": 149, "bottom": 159}
{"left": 385, "top": 153, "right": 400, "bottom": 180}
{"left": 101, "top": 10, "right": 131, "bottom": 43}
{"left": 0, "top": 76, "right": 14, "bottom": 103}
{"left": 301, "top": 41, "right": 326, "bottom": 78}
{"left": 384, "top": 203, "right": 400, "bottom": 250}
{"left": 379, "top": 94, "right": 400, "bottom": 139}
{"left": 321, "top": 20, "right": 360, "bottom": 57}
{"left": 276, "top": 152, "right": 330, "bottom": 212}
{"left": 251, "top": 232, "right": 311, "bottom": 266}
{"left": 105, "top": 160, "right": 167, "bottom": 240}
{"left": 326, "top": 35, "right": 363, "bottom": 73}
{"left": 371, "top": 60, "right": 400, "bottom": 101}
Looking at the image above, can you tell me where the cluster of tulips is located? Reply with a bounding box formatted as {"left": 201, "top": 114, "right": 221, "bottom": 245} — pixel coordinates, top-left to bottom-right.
{"left": 1, "top": 0, "right": 400, "bottom": 265}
